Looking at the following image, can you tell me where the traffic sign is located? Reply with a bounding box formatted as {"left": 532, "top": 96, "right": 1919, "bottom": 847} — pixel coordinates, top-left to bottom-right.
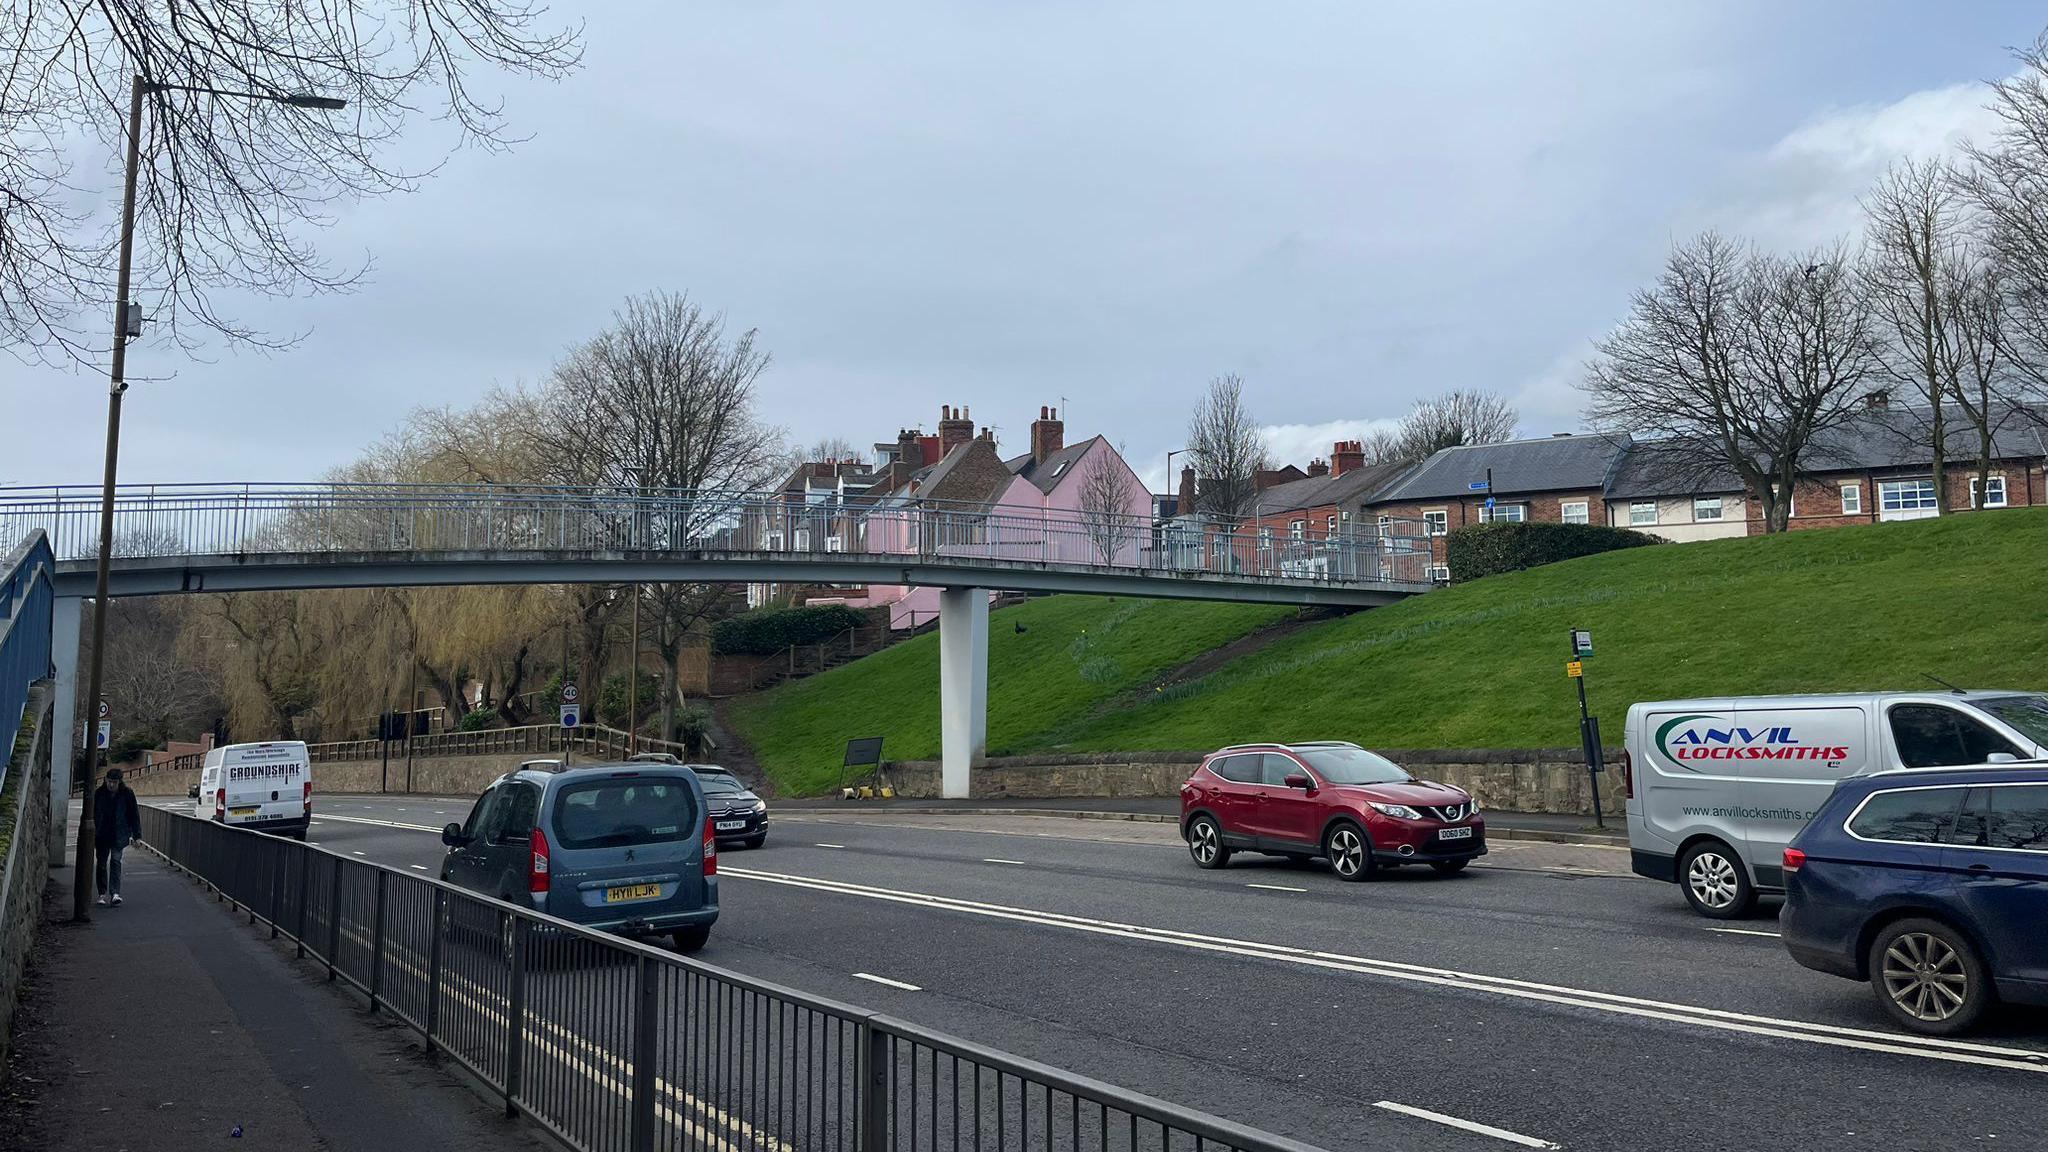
{"left": 98, "top": 697, "right": 111, "bottom": 720}
{"left": 96, "top": 720, "right": 111, "bottom": 749}
{"left": 1570, "top": 629, "right": 1594, "bottom": 658}
{"left": 1468, "top": 480, "right": 1490, "bottom": 491}
{"left": 559, "top": 703, "right": 581, "bottom": 730}
{"left": 1565, "top": 660, "right": 1584, "bottom": 679}
{"left": 1483, "top": 497, "right": 1496, "bottom": 509}
{"left": 560, "top": 682, "right": 579, "bottom": 704}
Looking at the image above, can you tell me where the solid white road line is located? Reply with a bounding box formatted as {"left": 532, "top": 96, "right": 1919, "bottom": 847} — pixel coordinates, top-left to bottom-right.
{"left": 351, "top": 851, "right": 366, "bottom": 857}
{"left": 409, "top": 864, "right": 428, "bottom": 871}
{"left": 852, "top": 972, "right": 922, "bottom": 992}
{"left": 814, "top": 843, "right": 846, "bottom": 849}
{"left": 1373, "top": 1102, "right": 1559, "bottom": 1149}
{"left": 1246, "top": 883, "right": 1308, "bottom": 893}
{"left": 1706, "top": 927, "right": 1783, "bottom": 938}
{"left": 314, "top": 813, "right": 444, "bottom": 833}
{"left": 719, "top": 864, "right": 2048, "bottom": 1075}
{"left": 982, "top": 858, "right": 1027, "bottom": 866}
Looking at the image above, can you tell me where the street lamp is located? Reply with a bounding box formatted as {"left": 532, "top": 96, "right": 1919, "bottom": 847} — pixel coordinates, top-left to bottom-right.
{"left": 1164, "top": 448, "right": 1191, "bottom": 513}
{"left": 71, "top": 76, "right": 347, "bottom": 921}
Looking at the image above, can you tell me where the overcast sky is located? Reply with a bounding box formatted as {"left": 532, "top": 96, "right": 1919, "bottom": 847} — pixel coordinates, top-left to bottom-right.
{"left": 7, "top": 1, "right": 2040, "bottom": 491}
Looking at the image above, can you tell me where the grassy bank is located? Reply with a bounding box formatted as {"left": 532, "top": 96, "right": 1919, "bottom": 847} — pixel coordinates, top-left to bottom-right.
{"left": 731, "top": 509, "right": 2048, "bottom": 794}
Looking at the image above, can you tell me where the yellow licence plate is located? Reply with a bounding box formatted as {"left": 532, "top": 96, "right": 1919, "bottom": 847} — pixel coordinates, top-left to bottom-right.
{"left": 604, "top": 884, "right": 662, "bottom": 904}
{"left": 229, "top": 806, "right": 260, "bottom": 816}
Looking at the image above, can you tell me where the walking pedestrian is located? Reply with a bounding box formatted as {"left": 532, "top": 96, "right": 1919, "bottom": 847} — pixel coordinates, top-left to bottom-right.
{"left": 93, "top": 767, "right": 143, "bottom": 907}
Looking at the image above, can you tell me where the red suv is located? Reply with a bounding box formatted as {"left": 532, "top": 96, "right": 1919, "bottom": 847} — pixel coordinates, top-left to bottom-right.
{"left": 1179, "top": 741, "right": 1486, "bottom": 879}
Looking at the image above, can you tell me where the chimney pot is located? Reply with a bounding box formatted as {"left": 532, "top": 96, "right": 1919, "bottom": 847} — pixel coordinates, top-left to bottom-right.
{"left": 1030, "top": 402, "right": 1066, "bottom": 467}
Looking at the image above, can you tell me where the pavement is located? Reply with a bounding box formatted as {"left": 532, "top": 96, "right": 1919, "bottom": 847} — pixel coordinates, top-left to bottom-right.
{"left": 264, "top": 794, "right": 2048, "bottom": 1152}
{"left": 0, "top": 841, "right": 559, "bottom": 1152}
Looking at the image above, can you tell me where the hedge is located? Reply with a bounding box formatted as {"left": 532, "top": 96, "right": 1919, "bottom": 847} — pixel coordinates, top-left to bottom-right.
{"left": 1444, "top": 520, "right": 1662, "bottom": 582}
{"left": 711, "top": 604, "right": 870, "bottom": 656}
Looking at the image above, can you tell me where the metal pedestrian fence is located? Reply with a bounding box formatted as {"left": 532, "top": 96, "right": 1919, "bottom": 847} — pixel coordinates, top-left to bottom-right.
{"left": 138, "top": 807, "right": 1328, "bottom": 1152}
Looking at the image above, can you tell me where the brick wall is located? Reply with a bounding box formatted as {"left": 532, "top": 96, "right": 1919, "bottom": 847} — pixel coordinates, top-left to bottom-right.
{"left": 1370, "top": 488, "right": 1607, "bottom": 569}
{"left": 1748, "top": 459, "right": 2046, "bottom": 532}
{"left": 880, "top": 747, "right": 1625, "bottom": 817}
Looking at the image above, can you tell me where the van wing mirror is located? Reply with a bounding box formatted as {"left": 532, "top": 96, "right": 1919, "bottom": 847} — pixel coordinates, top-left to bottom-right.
{"left": 1986, "top": 751, "right": 2019, "bottom": 764}
{"left": 441, "top": 822, "right": 469, "bottom": 847}
{"left": 187, "top": 785, "right": 200, "bottom": 799}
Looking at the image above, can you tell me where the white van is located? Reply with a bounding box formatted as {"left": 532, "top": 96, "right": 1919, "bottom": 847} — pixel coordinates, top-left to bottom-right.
{"left": 190, "top": 741, "right": 313, "bottom": 839}
{"left": 1624, "top": 690, "right": 2048, "bottom": 918}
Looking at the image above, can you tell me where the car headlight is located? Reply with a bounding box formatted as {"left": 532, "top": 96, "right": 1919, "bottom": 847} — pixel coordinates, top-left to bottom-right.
{"left": 753, "top": 799, "right": 768, "bottom": 813}
{"left": 1368, "top": 802, "right": 1424, "bottom": 820}
{"left": 1467, "top": 795, "right": 1480, "bottom": 814}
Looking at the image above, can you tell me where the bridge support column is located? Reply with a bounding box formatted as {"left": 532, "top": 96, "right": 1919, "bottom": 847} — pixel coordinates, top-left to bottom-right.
{"left": 49, "top": 595, "right": 80, "bottom": 867}
{"left": 938, "top": 587, "right": 987, "bottom": 800}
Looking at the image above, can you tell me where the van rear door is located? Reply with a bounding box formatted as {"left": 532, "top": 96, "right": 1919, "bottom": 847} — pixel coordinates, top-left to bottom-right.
{"left": 221, "top": 743, "right": 309, "bottom": 827}
{"left": 545, "top": 772, "right": 706, "bottom": 929}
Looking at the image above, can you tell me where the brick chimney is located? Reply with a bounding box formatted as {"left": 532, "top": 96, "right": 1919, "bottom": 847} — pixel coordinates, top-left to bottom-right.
{"left": 896, "top": 428, "right": 924, "bottom": 470}
{"left": 1178, "top": 464, "right": 1197, "bottom": 513}
{"left": 1865, "top": 388, "right": 1892, "bottom": 410}
{"left": 1306, "top": 457, "right": 1330, "bottom": 478}
{"left": 1030, "top": 406, "right": 1065, "bottom": 467}
{"left": 938, "top": 404, "right": 975, "bottom": 457}
{"left": 1331, "top": 439, "right": 1365, "bottom": 477}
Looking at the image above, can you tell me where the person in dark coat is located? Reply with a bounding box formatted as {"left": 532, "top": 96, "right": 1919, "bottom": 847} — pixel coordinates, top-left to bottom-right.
{"left": 93, "top": 767, "right": 143, "bottom": 906}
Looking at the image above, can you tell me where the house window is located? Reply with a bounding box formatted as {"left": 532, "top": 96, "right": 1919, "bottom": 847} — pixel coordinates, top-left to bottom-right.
{"left": 1629, "top": 501, "right": 1658, "bottom": 526}
{"left": 1560, "top": 501, "right": 1589, "bottom": 525}
{"left": 1326, "top": 514, "right": 1338, "bottom": 539}
{"left": 1840, "top": 484, "right": 1861, "bottom": 515}
{"left": 1693, "top": 496, "right": 1723, "bottom": 522}
{"left": 1426, "top": 564, "right": 1451, "bottom": 583}
{"left": 1289, "top": 519, "right": 1306, "bottom": 540}
{"left": 1423, "top": 510, "right": 1448, "bottom": 536}
{"left": 1376, "top": 514, "right": 1392, "bottom": 538}
{"left": 1258, "top": 526, "right": 1272, "bottom": 549}
{"left": 1879, "top": 479, "right": 1939, "bottom": 519}
{"left": 1479, "top": 503, "right": 1526, "bottom": 523}
{"left": 1971, "top": 475, "right": 2008, "bottom": 509}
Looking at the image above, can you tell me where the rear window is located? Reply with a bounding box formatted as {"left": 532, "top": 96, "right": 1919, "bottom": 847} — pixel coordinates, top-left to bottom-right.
{"left": 550, "top": 778, "right": 700, "bottom": 850}
{"left": 1848, "top": 787, "right": 1967, "bottom": 844}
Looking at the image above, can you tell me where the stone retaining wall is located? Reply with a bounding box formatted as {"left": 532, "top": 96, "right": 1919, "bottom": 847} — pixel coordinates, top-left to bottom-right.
{"left": 880, "top": 747, "right": 1626, "bottom": 816}
{"left": 127, "top": 751, "right": 541, "bottom": 803}
{"left": 1, "top": 687, "right": 55, "bottom": 1075}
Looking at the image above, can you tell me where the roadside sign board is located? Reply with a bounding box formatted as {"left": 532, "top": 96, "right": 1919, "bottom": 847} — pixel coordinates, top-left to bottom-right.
{"left": 559, "top": 703, "right": 580, "bottom": 730}
{"left": 560, "top": 682, "right": 579, "bottom": 704}
{"left": 96, "top": 720, "right": 111, "bottom": 749}
{"left": 98, "top": 698, "right": 111, "bottom": 720}
{"left": 1570, "top": 629, "right": 1593, "bottom": 658}
{"left": 1565, "top": 660, "right": 1584, "bottom": 679}
{"left": 844, "top": 737, "right": 885, "bottom": 767}
{"left": 1467, "top": 480, "right": 1490, "bottom": 491}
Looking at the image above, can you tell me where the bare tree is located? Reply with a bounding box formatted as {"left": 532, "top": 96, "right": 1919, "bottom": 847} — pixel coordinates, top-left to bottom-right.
{"left": 807, "top": 436, "right": 861, "bottom": 463}
{"left": 103, "top": 598, "right": 220, "bottom": 748}
{"left": 1186, "top": 373, "right": 1270, "bottom": 518}
{"left": 1358, "top": 427, "right": 1408, "bottom": 466}
{"left": 1, "top": 2, "right": 581, "bottom": 362}
{"left": 1960, "top": 31, "right": 2048, "bottom": 428}
{"left": 1945, "top": 254, "right": 2018, "bottom": 506}
{"left": 1076, "top": 443, "right": 1144, "bottom": 565}
{"left": 1391, "top": 389, "right": 1519, "bottom": 461}
{"left": 1583, "top": 234, "right": 1878, "bottom": 532}
{"left": 1863, "top": 158, "right": 1967, "bottom": 510}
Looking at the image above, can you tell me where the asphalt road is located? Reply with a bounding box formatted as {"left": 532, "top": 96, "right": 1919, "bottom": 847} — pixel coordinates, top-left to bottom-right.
{"left": 163, "top": 794, "right": 2048, "bottom": 1152}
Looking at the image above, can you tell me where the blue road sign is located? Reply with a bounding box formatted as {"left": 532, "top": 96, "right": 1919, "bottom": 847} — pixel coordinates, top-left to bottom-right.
{"left": 1468, "top": 480, "right": 1490, "bottom": 490}
{"left": 559, "top": 703, "right": 580, "bottom": 730}
{"left": 1484, "top": 496, "right": 1496, "bottom": 508}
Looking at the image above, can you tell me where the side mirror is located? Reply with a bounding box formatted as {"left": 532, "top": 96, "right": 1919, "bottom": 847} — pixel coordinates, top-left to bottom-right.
{"left": 1283, "top": 772, "right": 1314, "bottom": 791}
{"left": 1987, "top": 752, "right": 2019, "bottom": 764}
{"left": 441, "top": 822, "right": 469, "bottom": 847}
{"left": 187, "top": 785, "right": 200, "bottom": 799}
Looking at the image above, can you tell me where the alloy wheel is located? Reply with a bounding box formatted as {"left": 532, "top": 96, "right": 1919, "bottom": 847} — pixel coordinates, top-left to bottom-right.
{"left": 1881, "top": 932, "right": 1969, "bottom": 1023}
{"left": 1190, "top": 820, "right": 1219, "bottom": 866}
{"left": 1328, "top": 827, "right": 1365, "bottom": 878}
{"left": 1686, "top": 850, "right": 1739, "bottom": 910}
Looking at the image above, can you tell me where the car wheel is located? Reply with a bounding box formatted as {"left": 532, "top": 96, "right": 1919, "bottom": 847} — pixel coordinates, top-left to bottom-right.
{"left": 1430, "top": 859, "right": 1470, "bottom": 876}
{"left": 1680, "top": 839, "right": 1755, "bottom": 919}
{"left": 1869, "top": 918, "right": 1990, "bottom": 1035}
{"left": 743, "top": 833, "right": 766, "bottom": 850}
{"left": 1186, "top": 815, "right": 1232, "bottom": 870}
{"left": 672, "top": 924, "right": 712, "bottom": 953}
{"left": 1325, "top": 821, "right": 1373, "bottom": 883}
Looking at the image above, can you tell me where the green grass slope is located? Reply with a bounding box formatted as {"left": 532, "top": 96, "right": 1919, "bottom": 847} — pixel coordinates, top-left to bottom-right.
{"left": 1059, "top": 507, "right": 2048, "bottom": 753}
{"left": 729, "top": 510, "right": 2048, "bottom": 794}
{"left": 726, "top": 597, "right": 1294, "bottom": 794}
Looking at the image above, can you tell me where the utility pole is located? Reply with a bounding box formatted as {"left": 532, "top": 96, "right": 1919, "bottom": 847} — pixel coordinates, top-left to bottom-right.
{"left": 627, "top": 584, "right": 641, "bottom": 754}
{"left": 404, "top": 618, "right": 419, "bottom": 792}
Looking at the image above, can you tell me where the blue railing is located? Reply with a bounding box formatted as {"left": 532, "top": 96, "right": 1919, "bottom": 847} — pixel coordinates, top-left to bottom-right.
{"left": 1, "top": 531, "right": 56, "bottom": 792}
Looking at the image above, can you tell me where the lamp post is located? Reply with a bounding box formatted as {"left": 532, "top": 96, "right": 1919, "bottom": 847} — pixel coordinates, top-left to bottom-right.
{"left": 70, "top": 76, "right": 346, "bottom": 922}
{"left": 624, "top": 466, "right": 646, "bottom": 755}
{"left": 1164, "top": 447, "right": 1190, "bottom": 511}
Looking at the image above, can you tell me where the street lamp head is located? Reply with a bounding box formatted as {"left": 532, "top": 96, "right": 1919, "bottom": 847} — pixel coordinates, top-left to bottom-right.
{"left": 286, "top": 94, "right": 348, "bottom": 110}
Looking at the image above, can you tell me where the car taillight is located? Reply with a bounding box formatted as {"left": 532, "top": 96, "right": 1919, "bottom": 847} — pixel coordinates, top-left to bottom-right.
{"left": 1782, "top": 847, "right": 1805, "bottom": 874}
{"left": 703, "top": 817, "right": 718, "bottom": 877}
{"left": 215, "top": 788, "right": 226, "bottom": 820}
{"left": 529, "top": 828, "right": 551, "bottom": 894}
{"left": 303, "top": 780, "right": 313, "bottom": 814}
{"left": 1618, "top": 749, "right": 1634, "bottom": 800}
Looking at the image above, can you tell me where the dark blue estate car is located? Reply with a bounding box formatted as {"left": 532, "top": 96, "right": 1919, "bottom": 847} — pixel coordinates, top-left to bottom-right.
{"left": 1782, "top": 764, "right": 2048, "bottom": 1035}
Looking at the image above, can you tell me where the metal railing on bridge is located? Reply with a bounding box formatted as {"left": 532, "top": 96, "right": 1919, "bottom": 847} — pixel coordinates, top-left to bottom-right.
{"left": 0, "top": 483, "right": 1434, "bottom": 588}
{"left": 139, "top": 806, "right": 1327, "bottom": 1152}
{"left": 1, "top": 532, "right": 55, "bottom": 795}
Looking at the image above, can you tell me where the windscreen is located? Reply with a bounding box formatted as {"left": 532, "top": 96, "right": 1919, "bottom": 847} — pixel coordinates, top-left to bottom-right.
{"left": 550, "top": 778, "right": 698, "bottom": 850}
{"left": 1976, "top": 694, "right": 2048, "bottom": 750}
{"left": 1296, "top": 747, "right": 1412, "bottom": 785}
{"left": 694, "top": 772, "right": 745, "bottom": 795}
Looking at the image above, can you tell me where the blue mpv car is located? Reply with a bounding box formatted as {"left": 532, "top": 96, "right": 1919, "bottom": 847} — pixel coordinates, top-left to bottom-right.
{"left": 440, "top": 762, "right": 719, "bottom": 951}
{"left": 1782, "top": 764, "right": 2048, "bottom": 1035}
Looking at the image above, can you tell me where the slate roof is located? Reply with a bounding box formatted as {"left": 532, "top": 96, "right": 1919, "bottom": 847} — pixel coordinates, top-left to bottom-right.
{"left": 1009, "top": 436, "right": 1102, "bottom": 495}
{"left": 1374, "top": 434, "right": 1634, "bottom": 502}
{"left": 1248, "top": 460, "right": 1414, "bottom": 516}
